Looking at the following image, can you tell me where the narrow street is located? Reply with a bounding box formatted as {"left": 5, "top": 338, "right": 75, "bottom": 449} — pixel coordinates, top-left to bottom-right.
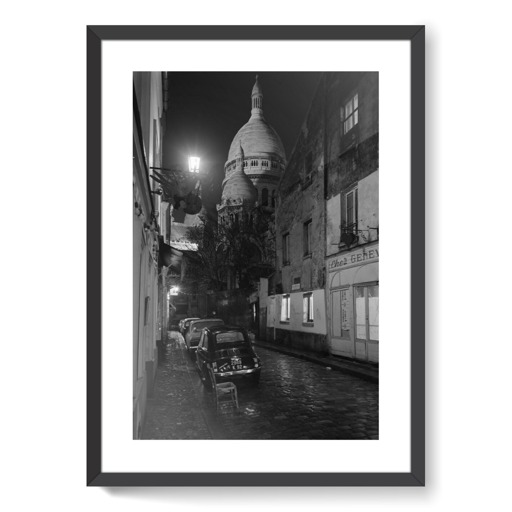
{"left": 142, "top": 332, "right": 378, "bottom": 440}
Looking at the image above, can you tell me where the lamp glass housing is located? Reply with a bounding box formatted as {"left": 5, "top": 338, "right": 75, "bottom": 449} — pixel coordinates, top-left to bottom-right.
{"left": 188, "top": 156, "right": 200, "bottom": 173}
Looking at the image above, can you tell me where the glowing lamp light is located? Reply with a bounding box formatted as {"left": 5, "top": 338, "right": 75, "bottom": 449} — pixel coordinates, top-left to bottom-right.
{"left": 188, "top": 156, "right": 200, "bottom": 173}
{"left": 170, "top": 286, "right": 180, "bottom": 296}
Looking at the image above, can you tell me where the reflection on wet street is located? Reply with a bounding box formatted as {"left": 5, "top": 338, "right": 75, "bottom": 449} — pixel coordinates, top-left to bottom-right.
{"left": 142, "top": 332, "right": 378, "bottom": 440}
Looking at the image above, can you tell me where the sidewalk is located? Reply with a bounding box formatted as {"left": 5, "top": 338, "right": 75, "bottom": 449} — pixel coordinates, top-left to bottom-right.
{"left": 252, "top": 339, "right": 378, "bottom": 384}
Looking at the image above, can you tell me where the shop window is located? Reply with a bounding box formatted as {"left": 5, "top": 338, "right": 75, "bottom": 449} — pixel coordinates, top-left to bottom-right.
{"left": 303, "top": 219, "right": 312, "bottom": 256}
{"left": 282, "top": 233, "right": 290, "bottom": 265}
{"left": 355, "top": 284, "right": 379, "bottom": 342}
{"left": 368, "top": 285, "right": 379, "bottom": 341}
{"left": 303, "top": 292, "right": 314, "bottom": 324}
{"left": 280, "top": 294, "right": 290, "bottom": 322}
{"left": 343, "top": 93, "right": 359, "bottom": 134}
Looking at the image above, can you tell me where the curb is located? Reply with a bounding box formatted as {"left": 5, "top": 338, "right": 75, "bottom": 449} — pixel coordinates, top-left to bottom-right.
{"left": 253, "top": 341, "right": 378, "bottom": 384}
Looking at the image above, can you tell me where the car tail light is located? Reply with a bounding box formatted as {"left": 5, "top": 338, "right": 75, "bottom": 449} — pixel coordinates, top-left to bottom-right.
{"left": 253, "top": 357, "right": 260, "bottom": 368}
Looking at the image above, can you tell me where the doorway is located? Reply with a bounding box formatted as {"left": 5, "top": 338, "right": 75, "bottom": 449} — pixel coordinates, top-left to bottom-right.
{"left": 354, "top": 283, "right": 379, "bottom": 362}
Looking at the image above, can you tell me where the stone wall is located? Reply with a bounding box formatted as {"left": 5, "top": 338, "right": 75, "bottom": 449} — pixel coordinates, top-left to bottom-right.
{"left": 265, "top": 328, "right": 329, "bottom": 355}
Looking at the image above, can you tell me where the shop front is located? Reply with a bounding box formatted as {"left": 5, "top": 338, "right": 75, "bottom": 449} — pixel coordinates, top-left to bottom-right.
{"left": 326, "top": 243, "right": 379, "bottom": 362}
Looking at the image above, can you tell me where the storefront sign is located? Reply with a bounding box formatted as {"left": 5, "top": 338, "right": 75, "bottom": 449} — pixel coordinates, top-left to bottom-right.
{"left": 328, "top": 246, "right": 379, "bottom": 272}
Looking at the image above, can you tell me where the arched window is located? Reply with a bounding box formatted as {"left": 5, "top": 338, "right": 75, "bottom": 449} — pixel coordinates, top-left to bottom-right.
{"left": 262, "top": 188, "right": 269, "bottom": 206}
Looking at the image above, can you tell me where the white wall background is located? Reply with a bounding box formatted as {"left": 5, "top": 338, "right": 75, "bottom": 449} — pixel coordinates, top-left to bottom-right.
{"left": 1, "top": 0, "right": 511, "bottom": 510}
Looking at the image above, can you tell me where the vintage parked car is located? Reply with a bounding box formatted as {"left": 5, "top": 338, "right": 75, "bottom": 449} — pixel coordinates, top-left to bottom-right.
{"left": 179, "top": 317, "right": 200, "bottom": 336}
{"left": 196, "top": 325, "right": 262, "bottom": 387}
{"left": 184, "top": 318, "right": 224, "bottom": 352}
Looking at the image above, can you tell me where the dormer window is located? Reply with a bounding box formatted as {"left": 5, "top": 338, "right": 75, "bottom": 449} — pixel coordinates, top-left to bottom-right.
{"left": 262, "top": 160, "right": 269, "bottom": 167}
{"left": 251, "top": 160, "right": 258, "bottom": 167}
{"left": 243, "top": 160, "right": 248, "bottom": 168}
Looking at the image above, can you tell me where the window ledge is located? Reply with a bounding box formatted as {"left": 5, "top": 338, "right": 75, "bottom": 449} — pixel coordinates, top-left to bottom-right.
{"left": 279, "top": 320, "right": 290, "bottom": 325}
{"left": 302, "top": 322, "right": 314, "bottom": 327}
{"left": 303, "top": 253, "right": 312, "bottom": 260}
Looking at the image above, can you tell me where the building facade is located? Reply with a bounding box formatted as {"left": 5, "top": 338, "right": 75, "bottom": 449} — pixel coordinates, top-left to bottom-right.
{"left": 267, "top": 72, "right": 379, "bottom": 362}
{"left": 133, "top": 72, "right": 168, "bottom": 438}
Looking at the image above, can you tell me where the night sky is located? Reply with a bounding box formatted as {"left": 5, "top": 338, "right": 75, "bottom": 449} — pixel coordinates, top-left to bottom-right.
{"left": 163, "top": 72, "right": 322, "bottom": 211}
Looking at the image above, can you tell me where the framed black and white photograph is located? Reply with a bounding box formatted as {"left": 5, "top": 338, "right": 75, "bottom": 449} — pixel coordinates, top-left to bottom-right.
{"left": 87, "top": 25, "right": 425, "bottom": 486}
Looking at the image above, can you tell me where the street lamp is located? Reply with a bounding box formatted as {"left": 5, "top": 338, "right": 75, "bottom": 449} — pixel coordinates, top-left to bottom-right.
{"left": 150, "top": 158, "right": 202, "bottom": 216}
{"left": 188, "top": 156, "right": 200, "bottom": 173}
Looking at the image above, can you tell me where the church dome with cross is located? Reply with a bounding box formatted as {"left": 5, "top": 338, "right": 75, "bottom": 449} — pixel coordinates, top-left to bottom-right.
{"left": 221, "top": 75, "right": 286, "bottom": 210}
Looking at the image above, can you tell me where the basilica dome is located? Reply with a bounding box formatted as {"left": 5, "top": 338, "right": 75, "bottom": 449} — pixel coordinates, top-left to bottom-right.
{"left": 227, "top": 116, "right": 285, "bottom": 163}
{"left": 221, "top": 168, "right": 258, "bottom": 207}
{"left": 226, "top": 75, "right": 286, "bottom": 164}
{"left": 220, "top": 141, "right": 257, "bottom": 207}
{"left": 220, "top": 76, "right": 285, "bottom": 213}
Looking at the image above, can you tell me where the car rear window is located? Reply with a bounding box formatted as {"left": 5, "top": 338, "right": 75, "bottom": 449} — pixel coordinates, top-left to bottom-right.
{"left": 215, "top": 346, "right": 253, "bottom": 358}
{"left": 192, "top": 320, "right": 223, "bottom": 331}
{"left": 215, "top": 331, "right": 245, "bottom": 343}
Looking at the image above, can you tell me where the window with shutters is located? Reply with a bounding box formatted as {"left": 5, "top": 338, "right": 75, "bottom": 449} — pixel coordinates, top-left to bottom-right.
{"left": 345, "top": 188, "right": 358, "bottom": 233}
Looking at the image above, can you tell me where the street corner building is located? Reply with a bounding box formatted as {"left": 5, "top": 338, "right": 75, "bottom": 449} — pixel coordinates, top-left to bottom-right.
{"left": 261, "top": 72, "right": 379, "bottom": 363}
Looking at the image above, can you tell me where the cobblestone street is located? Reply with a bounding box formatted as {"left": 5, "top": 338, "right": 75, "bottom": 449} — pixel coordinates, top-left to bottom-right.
{"left": 142, "top": 332, "right": 378, "bottom": 440}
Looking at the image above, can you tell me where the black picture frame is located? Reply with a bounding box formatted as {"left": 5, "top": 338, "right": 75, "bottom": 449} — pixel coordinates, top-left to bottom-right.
{"left": 87, "top": 25, "right": 425, "bottom": 487}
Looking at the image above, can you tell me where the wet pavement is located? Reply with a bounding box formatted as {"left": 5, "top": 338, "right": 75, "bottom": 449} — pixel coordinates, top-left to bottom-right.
{"left": 141, "top": 331, "right": 378, "bottom": 440}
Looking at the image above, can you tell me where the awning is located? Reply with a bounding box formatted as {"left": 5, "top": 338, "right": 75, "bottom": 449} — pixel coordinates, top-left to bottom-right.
{"left": 353, "top": 262, "right": 378, "bottom": 284}
{"left": 329, "top": 262, "right": 379, "bottom": 288}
